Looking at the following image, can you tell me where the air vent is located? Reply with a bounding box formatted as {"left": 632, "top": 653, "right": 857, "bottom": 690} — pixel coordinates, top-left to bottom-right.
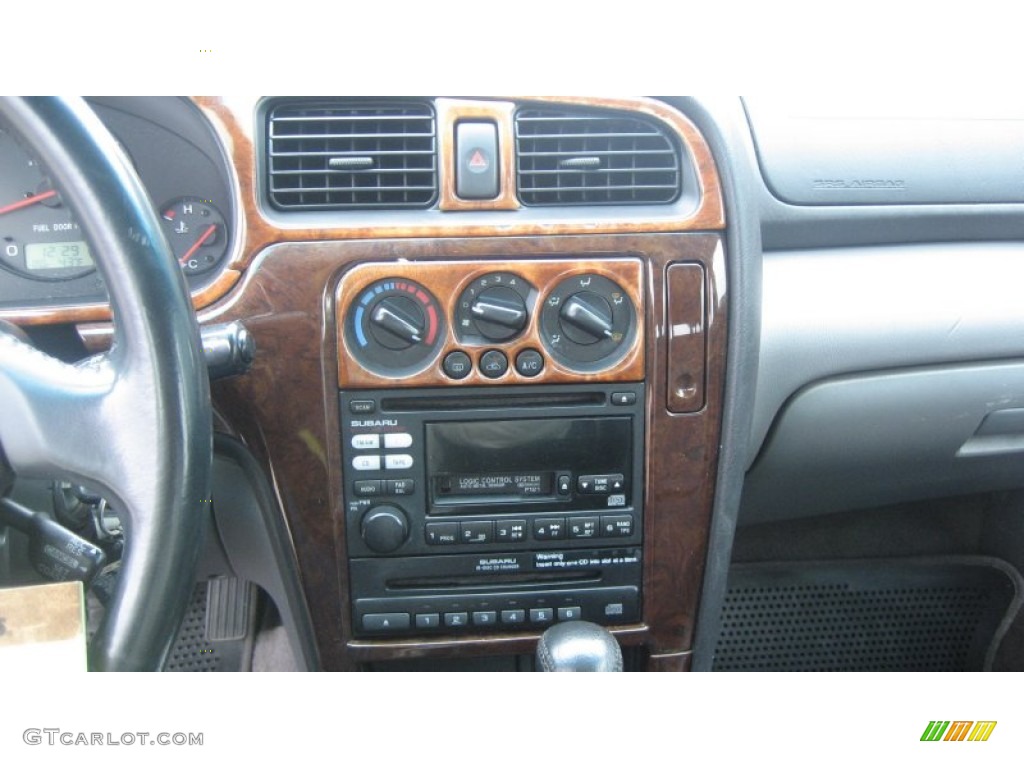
{"left": 267, "top": 101, "right": 437, "bottom": 211}
{"left": 516, "top": 108, "right": 681, "bottom": 206}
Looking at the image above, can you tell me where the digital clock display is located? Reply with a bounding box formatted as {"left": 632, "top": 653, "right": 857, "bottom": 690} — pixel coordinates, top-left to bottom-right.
{"left": 24, "top": 241, "right": 94, "bottom": 271}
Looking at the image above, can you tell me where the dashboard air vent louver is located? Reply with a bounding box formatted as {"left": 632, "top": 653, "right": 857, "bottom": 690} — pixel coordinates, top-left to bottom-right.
{"left": 267, "top": 101, "right": 437, "bottom": 211}
{"left": 515, "top": 108, "right": 681, "bottom": 206}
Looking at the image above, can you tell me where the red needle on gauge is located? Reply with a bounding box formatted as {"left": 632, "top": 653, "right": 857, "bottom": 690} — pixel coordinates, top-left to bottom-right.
{"left": 180, "top": 223, "right": 217, "bottom": 264}
{"left": 0, "top": 189, "right": 57, "bottom": 216}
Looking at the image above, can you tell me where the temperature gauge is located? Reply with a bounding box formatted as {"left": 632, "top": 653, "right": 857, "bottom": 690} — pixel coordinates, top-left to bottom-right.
{"left": 159, "top": 198, "right": 229, "bottom": 275}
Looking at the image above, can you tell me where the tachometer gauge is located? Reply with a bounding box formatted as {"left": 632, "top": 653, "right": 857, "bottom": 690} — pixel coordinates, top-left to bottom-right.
{"left": 0, "top": 129, "right": 96, "bottom": 281}
{"left": 159, "top": 198, "right": 229, "bottom": 275}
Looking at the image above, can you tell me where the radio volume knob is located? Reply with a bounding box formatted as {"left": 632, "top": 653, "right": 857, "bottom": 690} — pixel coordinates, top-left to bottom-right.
{"left": 361, "top": 505, "right": 409, "bottom": 554}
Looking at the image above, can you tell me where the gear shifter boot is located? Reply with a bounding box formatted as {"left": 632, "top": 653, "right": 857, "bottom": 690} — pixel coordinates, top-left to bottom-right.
{"left": 536, "top": 620, "right": 623, "bottom": 672}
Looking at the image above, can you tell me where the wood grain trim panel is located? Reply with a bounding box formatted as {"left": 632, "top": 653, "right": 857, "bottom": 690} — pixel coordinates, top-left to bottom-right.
{"left": 436, "top": 99, "right": 519, "bottom": 211}
{"left": 4, "top": 96, "right": 722, "bottom": 326}
{"left": 0, "top": 268, "right": 242, "bottom": 326}
{"left": 196, "top": 232, "right": 724, "bottom": 669}
{"left": 193, "top": 95, "right": 724, "bottom": 258}
{"left": 335, "top": 258, "right": 644, "bottom": 388}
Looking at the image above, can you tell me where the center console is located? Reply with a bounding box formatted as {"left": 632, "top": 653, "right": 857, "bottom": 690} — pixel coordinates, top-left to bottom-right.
{"left": 335, "top": 258, "right": 648, "bottom": 639}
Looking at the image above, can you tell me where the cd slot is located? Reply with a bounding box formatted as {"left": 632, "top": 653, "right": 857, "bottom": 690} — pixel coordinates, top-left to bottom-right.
{"left": 386, "top": 570, "right": 602, "bottom": 592}
{"left": 380, "top": 391, "right": 605, "bottom": 412}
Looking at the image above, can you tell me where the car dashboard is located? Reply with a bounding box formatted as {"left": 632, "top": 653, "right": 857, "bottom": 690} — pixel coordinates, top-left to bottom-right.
{"left": 3, "top": 96, "right": 1024, "bottom": 672}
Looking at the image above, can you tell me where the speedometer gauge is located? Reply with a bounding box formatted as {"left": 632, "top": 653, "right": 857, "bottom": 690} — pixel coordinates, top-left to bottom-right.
{"left": 0, "top": 129, "right": 96, "bottom": 281}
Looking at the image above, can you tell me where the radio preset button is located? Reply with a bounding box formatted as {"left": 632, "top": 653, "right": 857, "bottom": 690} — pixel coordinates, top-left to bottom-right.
{"left": 530, "top": 607, "right": 554, "bottom": 624}
{"left": 495, "top": 519, "right": 527, "bottom": 542}
{"left": 443, "top": 350, "right": 472, "bottom": 380}
{"left": 362, "top": 613, "right": 410, "bottom": 632}
{"left": 384, "top": 454, "right": 414, "bottom": 470}
{"left": 600, "top": 514, "right": 634, "bottom": 537}
{"left": 352, "top": 455, "right": 382, "bottom": 471}
{"left": 479, "top": 349, "right": 509, "bottom": 379}
{"left": 569, "top": 517, "right": 599, "bottom": 539}
{"left": 387, "top": 478, "right": 415, "bottom": 496}
{"left": 354, "top": 479, "right": 382, "bottom": 497}
{"left": 461, "top": 521, "right": 494, "bottom": 544}
{"left": 444, "top": 612, "right": 469, "bottom": 628}
{"left": 383, "top": 432, "right": 413, "bottom": 449}
{"left": 415, "top": 613, "right": 441, "bottom": 629}
{"left": 425, "top": 522, "right": 459, "bottom": 545}
{"left": 533, "top": 518, "right": 566, "bottom": 540}
{"left": 351, "top": 434, "right": 380, "bottom": 450}
{"left": 472, "top": 611, "right": 498, "bottom": 626}
{"left": 557, "top": 606, "right": 583, "bottom": 621}
{"left": 501, "top": 609, "right": 526, "bottom": 625}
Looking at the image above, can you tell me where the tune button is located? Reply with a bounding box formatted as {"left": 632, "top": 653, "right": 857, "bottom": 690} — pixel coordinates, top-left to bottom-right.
{"left": 479, "top": 349, "right": 508, "bottom": 379}
{"left": 442, "top": 350, "right": 472, "bottom": 380}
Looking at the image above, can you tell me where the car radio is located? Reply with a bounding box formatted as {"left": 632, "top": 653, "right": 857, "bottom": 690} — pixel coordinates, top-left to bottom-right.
{"left": 341, "top": 384, "right": 644, "bottom": 637}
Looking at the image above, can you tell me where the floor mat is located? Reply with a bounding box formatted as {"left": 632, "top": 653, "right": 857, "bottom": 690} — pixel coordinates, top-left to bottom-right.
{"left": 712, "top": 557, "right": 1022, "bottom": 671}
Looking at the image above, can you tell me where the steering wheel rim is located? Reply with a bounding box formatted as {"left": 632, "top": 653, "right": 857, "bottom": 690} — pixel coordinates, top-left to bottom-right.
{"left": 0, "top": 97, "right": 212, "bottom": 670}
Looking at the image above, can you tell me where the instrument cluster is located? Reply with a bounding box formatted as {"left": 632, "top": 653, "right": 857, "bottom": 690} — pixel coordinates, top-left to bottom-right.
{"left": 0, "top": 97, "right": 235, "bottom": 311}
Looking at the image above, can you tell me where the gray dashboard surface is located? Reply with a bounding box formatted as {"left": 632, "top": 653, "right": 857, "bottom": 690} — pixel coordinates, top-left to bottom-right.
{"left": 745, "top": 97, "right": 1024, "bottom": 206}
{"left": 751, "top": 242, "right": 1024, "bottom": 467}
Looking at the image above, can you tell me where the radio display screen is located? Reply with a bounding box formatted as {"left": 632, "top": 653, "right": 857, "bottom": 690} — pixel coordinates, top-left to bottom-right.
{"left": 426, "top": 417, "right": 631, "bottom": 513}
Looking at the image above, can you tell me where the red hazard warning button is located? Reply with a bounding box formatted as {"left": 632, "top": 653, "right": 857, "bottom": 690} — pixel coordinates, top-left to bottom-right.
{"left": 456, "top": 121, "right": 499, "bottom": 200}
{"left": 469, "top": 149, "right": 489, "bottom": 171}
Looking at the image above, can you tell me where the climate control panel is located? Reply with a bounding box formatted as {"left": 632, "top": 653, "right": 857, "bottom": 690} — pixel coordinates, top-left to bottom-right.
{"left": 335, "top": 258, "right": 644, "bottom": 388}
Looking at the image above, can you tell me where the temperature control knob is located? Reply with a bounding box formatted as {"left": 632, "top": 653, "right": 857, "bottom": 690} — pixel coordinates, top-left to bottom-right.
{"left": 361, "top": 505, "right": 409, "bottom": 554}
{"left": 345, "top": 278, "right": 445, "bottom": 376}
{"left": 370, "top": 296, "right": 426, "bottom": 349}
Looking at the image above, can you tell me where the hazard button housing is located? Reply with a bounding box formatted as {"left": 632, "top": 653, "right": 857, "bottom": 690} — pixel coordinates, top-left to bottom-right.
{"left": 455, "top": 121, "right": 499, "bottom": 200}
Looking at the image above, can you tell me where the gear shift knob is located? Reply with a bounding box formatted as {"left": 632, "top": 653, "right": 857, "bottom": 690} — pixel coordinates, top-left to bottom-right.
{"left": 536, "top": 621, "right": 623, "bottom": 672}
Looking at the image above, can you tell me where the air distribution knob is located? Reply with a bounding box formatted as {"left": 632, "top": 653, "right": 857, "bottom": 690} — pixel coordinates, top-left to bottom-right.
{"left": 559, "top": 291, "right": 614, "bottom": 345}
{"left": 470, "top": 285, "right": 528, "bottom": 341}
{"left": 361, "top": 505, "right": 409, "bottom": 553}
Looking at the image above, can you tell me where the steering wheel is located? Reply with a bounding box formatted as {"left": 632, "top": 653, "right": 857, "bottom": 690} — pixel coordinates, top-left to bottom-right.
{"left": 0, "top": 97, "right": 212, "bottom": 670}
